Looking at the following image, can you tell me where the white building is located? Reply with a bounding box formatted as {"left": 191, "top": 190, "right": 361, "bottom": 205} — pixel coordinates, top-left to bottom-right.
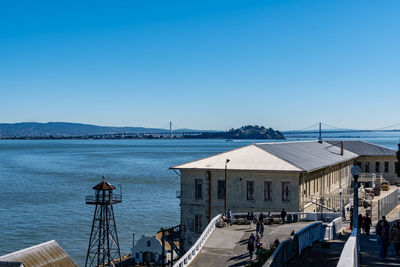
{"left": 171, "top": 140, "right": 397, "bottom": 250}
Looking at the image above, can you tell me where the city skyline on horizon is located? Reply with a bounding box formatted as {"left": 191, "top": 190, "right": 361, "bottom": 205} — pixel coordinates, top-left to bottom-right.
{"left": 1, "top": 1, "right": 399, "bottom": 131}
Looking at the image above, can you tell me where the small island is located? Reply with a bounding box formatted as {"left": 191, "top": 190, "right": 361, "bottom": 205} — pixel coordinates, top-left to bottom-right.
{"left": 184, "top": 125, "right": 285, "bottom": 140}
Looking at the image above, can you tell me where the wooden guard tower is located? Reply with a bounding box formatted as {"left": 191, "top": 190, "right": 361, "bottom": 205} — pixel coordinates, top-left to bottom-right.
{"left": 85, "top": 177, "right": 122, "bottom": 267}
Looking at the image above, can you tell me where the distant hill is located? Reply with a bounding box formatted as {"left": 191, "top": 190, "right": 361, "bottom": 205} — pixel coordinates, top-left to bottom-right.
{"left": 0, "top": 122, "right": 206, "bottom": 137}
{"left": 186, "top": 125, "right": 285, "bottom": 140}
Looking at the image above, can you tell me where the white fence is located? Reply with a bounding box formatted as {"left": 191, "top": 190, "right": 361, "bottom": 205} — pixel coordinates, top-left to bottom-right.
{"left": 173, "top": 214, "right": 221, "bottom": 267}
{"left": 324, "top": 217, "right": 345, "bottom": 241}
{"left": 337, "top": 229, "right": 359, "bottom": 267}
{"left": 232, "top": 212, "right": 340, "bottom": 223}
{"left": 264, "top": 222, "right": 323, "bottom": 267}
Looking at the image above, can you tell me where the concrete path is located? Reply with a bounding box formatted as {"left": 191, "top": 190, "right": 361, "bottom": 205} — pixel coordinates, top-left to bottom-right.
{"left": 359, "top": 205, "right": 400, "bottom": 266}
{"left": 189, "top": 222, "right": 314, "bottom": 267}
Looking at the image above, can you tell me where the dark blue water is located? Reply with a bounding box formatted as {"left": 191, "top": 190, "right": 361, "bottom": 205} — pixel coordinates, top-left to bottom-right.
{"left": 0, "top": 137, "right": 398, "bottom": 265}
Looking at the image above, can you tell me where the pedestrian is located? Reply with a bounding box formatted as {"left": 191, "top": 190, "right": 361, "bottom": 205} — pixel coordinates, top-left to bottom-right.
{"left": 256, "top": 218, "right": 260, "bottom": 236}
{"left": 342, "top": 207, "right": 346, "bottom": 220}
{"left": 256, "top": 234, "right": 262, "bottom": 250}
{"left": 226, "top": 209, "right": 232, "bottom": 226}
{"left": 376, "top": 216, "right": 390, "bottom": 260}
{"left": 391, "top": 221, "right": 400, "bottom": 257}
{"left": 364, "top": 214, "right": 372, "bottom": 235}
{"left": 247, "top": 212, "right": 254, "bottom": 229}
{"left": 259, "top": 212, "right": 264, "bottom": 224}
{"left": 247, "top": 233, "right": 255, "bottom": 261}
{"left": 267, "top": 212, "right": 273, "bottom": 224}
{"left": 281, "top": 208, "right": 287, "bottom": 224}
{"left": 358, "top": 214, "right": 364, "bottom": 233}
{"left": 259, "top": 220, "right": 264, "bottom": 238}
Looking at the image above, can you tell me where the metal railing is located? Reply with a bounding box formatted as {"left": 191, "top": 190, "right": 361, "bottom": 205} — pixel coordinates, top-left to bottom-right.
{"left": 85, "top": 194, "right": 122, "bottom": 204}
{"left": 337, "top": 228, "right": 359, "bottom": 267}
{"left": 264, "top": 222, "right": 323, "bottom": 267}
{"left": 173, "top": 214, "right": 221, "bottom": 267}
{"left": 378, "top": 188, "right": 399, "bottom": 219}
{"left": 324, "top": 217, "right": 345, "bottom": 241}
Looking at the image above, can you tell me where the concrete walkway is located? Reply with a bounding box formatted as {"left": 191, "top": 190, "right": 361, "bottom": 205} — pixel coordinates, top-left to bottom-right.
{"left": 189, "top": 222, "right": 314, "bottom": 267}
{"left": 360, "top": 205, "right": 400, "bottom": 266}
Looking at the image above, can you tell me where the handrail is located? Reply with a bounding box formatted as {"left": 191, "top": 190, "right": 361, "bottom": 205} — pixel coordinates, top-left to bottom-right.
{"left": 337, "top": 228, "right": 359, "bottom": 267}
{"left": 173, "top": 214, "right": 222, "bottom": 267}
{"left": 264, "top": 221, "right": 323, "bottom": 267}
{"left": 324, "top": 217, "right": 344, "bottom": 240}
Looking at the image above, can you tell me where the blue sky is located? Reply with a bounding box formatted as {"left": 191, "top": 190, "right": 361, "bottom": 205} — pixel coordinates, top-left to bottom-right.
{"left": 0, "top": 0, "right": 399, "bottom": 130}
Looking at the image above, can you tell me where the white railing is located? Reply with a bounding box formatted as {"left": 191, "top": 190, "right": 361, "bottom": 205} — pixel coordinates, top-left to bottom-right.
{"left": 231, "top": 212, "right": 340, "bottom": 223}
{"left": 264, "top": 222, "right": 323, "bottom": 267}
{"left": 173, "top": 214, "right": 221, "bottom": 267}
{"left": 297, "top": 222, "right": 323, "bottom": 254}
{"left": 324, "top": 217, "right": 345, "bottom": 240}
{"left": 337, "top": 229, "right": 359, "bottom": 267}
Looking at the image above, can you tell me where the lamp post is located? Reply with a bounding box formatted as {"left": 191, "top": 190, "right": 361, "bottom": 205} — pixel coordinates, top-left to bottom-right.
{"left": 224, "top": 159, "right": 230, "bottom": 214}
{"left": 351, "top": 166, "right": 361, "bottom": 232}
{"left": 339, "top": 187, "right": 343, "bottom": 217}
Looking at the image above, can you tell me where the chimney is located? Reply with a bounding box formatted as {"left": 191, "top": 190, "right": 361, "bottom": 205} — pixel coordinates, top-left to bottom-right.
{"left": 341, "top": 141, "right": 344, "bottom": 156}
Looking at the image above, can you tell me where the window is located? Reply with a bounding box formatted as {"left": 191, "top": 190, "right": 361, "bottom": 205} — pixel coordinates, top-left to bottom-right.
{"left": 282, "top": 182, "right": 290, "bottom": 201}
{"left": 356, "top": 162, "right": 362, "bottom": 169}
{"left": 365, "top": 162, "right": 370, "bottom": 173}
{"left": 385, "top": 161, "right": 389, "bottom": 173}
{"left": 375, "top": 162, "right": 380, "bottom": 173}
{"left": 264, "top": 181, "right": 272, "bottom": 201}
{"left": 195, "top": 179, "right": 202, "bottom": 199}
{"left": 147, "top": 240, "right": 151, "bottom": 247}
{"left": 217, "top": 180, "right": 225, "bottom": 199}
{"left": 247, "top": 181, "right": 254, "bottom": 200}
{"left": 195, "top": 215, "right": 202, "bottom": 234}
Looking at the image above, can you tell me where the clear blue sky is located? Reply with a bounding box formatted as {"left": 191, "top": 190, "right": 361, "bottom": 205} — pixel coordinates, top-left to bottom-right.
{"left": 1, "top": 0, "right": 399, "bottom": 130}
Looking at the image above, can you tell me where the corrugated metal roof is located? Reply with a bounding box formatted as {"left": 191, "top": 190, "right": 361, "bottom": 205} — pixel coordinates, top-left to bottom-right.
{"left": 0, "top": 240, "right": 77, "bottom": 267}
{"left": 171, "top": 144, "right": 302, "bottom": 172}
{"left": 171, "top": 141, "right": 359, "bottom": 172}
{"left": 326, "top": 140, "right": 396, "bottom": 156}
{"left": 255, "top": 141, "right": 358, "bottom": 172}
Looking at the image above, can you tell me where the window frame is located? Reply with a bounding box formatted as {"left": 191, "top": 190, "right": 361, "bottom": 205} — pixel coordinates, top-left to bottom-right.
{"left": 217, "top": 180, "right": 225, "bottom": 200}
{"left": 384, "top": 161, "right": 389, "bottom": 173}
{"left": 282, "top": 182, "right": 290, "bottom": 201}
{"left": 195, "top": 179, "right": 203, "bottom": 199}
{"left": 194, "top": 215, "right": 202, "bottom": 234}
{"left": 375, "top": 162, "right": 380, "bottom": 173}
{"left": 247, "top": 181, "right": 255, "bottom": 200}
{"left": 264, "top": 181, "right": 272, "bottom": 201}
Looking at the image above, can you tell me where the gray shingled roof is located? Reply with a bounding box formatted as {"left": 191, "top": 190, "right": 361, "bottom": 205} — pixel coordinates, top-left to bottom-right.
{"left": 326, "top": 140, "right": 396, "bottom": 156}
{"left": 255, "top": 141, "right": 358, "bottom": 172}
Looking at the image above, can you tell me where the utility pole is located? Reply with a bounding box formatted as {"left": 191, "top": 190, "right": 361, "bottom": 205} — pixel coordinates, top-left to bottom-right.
{"left": 224, "top": 159, "right": 230, "bottom": 214}
{"left": 169, "top": 121, "right": 172, "bottom": 139}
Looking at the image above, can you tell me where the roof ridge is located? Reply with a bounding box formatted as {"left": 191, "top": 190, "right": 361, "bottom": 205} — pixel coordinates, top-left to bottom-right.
{"left": 0, "top": 240, "right": 57, "bottom": 259}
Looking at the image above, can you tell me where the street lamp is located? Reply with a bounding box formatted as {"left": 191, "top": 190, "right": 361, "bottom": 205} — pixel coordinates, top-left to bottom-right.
{"left": 224, "top": 159, "right": 230, "bottom": 214}
{"left": 351, "top": 166, "right": 361, "bottom": 232}
{"left": 339, "top": 187, "right": 343, "bottom": 218}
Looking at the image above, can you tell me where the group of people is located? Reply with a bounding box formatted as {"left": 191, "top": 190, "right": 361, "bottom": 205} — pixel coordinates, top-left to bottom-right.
{"left": 357, "top": 213, "right": 372, "bottom": 235}
{"left": 376, "top": 216, "right": 400, "bottom": 260}
{"left": 247, "top": 212, "right": 266, "bottom": 261}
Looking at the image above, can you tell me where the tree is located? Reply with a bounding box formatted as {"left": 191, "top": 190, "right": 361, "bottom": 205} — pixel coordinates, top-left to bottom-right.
{"left": 396, "top": 142, "right": 400, "bottom": 177}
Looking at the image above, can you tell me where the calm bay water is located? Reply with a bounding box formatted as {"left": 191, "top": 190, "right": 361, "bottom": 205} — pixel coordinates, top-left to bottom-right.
{"left": 0, "top": 137, "right": 398, "bottom": 265}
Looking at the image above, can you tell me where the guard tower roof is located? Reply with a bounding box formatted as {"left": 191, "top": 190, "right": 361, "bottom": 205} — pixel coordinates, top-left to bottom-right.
{"left": 93, "top": 180, "right": 115, "bottom": 190}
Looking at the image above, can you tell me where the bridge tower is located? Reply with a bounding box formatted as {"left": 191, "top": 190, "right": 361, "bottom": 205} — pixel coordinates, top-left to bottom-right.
{"left": 318, "top": 122, "right": 322, "bottom": 143}
{"left": 85, "top": 176, "right": 122, "bottom": 267}
{"left": 169, "top": 121, "right": 173, "bottom": 139}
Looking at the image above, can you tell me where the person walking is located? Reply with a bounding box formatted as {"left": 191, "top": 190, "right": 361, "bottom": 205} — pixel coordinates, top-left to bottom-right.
{"left": 256, "top": 218, "right": 260, "bottom": 236}
{"left": 247, "top": 212, "right": 254, "bottom": 229}
{"left": 226, "top": 209, "right": 232, "bottom": 226}
{"left": 259, "top": 219, "right": 264, "bottom": 238}
{"left": 247, "top": 233, "right": 255, "bottom": 261}
{"left": 358, "top": 214, "right": 364, "bottom": 234}
{"left": 391, "top": 221, "right": 400, "bottom": 258}
{"left": 363, "top": 214, "right": 372, "bottom": 236}
{"left": 376, "top": 216, "right": 390, "bottom": 260}
{"left": 281, "top": 208, "right": 287, "bottom": 224}
{"left": 342, "top": 207, "right": 346, "bottom": 220}
{"left": 259, "top": 212, "right": 264, "bottom": 224}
